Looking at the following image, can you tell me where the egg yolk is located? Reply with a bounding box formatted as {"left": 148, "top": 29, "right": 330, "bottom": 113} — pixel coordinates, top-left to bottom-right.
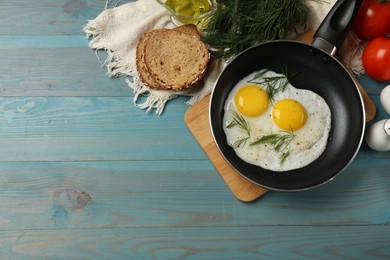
{"left": 234, "top": 85, "right": 269, "bottom": 117}
{"left": 272, "top": 98, "right": 307, "bottom": 131}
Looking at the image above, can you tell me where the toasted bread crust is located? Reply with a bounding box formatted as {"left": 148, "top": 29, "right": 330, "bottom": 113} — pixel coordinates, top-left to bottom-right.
{"left": 136, "top": 30, "right": 160, "bottom": 88}
{"left": 135, "top": 25, "right": 210, "bottom": 91}
{"left": 175, "top": 24, "right": 201, "bottom": 40}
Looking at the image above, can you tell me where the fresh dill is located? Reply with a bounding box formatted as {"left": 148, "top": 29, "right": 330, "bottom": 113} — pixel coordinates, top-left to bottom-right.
{"left": 226, "top": 111, "right": 250, "bottom": 148}
{"left": 226, "top": 110, "right": 296, "bottom": 164}
{"left": 279, "top": 150, "right": 291, "bottom": 165}
{"left": 250, "top": 131, "right": 296, "bottom": 164}
{"left": 202, "top": 0, "right": 313, "bottom": 59}
{"left": 247, "top": 69, "right": 291, "bottom": 102}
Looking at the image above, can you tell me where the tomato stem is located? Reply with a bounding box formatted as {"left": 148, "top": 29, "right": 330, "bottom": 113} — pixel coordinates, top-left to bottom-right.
{"left": 378, "top": 0, "right": 390, "bottom": 3}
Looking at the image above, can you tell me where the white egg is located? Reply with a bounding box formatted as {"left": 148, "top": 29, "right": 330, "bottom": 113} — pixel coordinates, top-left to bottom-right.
{"left": 380, "top": 85, "right": 390, "bottom": 115}
{"left": 223, "top": 69, "right": 332, "bottom": 172}
{"left": 365, "top": 119, "right": 390, "bottom": 151}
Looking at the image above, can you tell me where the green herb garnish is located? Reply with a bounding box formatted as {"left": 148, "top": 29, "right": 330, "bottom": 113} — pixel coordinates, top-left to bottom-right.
{"left": 250, "top": 131, "right": 296, "bottom": 164}
{"left": 226, "top": 110, "right": 296, "bottom": 164}
{"left": 247, "top": 69, "right": 291, "bottom": 102}
{"left": 226, "top": 111, "right": 250, "bottom": 148}
{"left": 202, "top": 0, "right": 313, "bottom": 59}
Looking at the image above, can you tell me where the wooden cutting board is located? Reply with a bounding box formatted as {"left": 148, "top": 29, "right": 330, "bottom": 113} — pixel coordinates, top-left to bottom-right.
{"left": 185, "top": 95, "right": 268, "bottom": 202}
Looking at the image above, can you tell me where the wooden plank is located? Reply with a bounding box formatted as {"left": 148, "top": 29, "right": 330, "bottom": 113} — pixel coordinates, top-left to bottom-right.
{"left": 0, "top": 1, "right": 136, "bottom": 97}
{"left": 0, "top": 96, "right": 207, "bottom": 161}
{"left": 0, "top": 47, "right": 131, "bottom": 97}
{"left": 0, "top": 96, "right": 387, "bottom": 162}
{"left": 0, "top": 159, "right": 388, "bottom": 230}
{"left": 0, "top": 226, "right": 389, "bottom": 259}
{"left": 0, "top": 35, "right": 89, "bottom": 49}
{"left": 0, "top": 0, "right": 106, "bottom": 36}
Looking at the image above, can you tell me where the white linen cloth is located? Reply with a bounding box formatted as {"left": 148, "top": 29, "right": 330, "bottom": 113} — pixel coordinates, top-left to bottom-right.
{"left": 84, "top": 0, "right": 362, "bottom": 115}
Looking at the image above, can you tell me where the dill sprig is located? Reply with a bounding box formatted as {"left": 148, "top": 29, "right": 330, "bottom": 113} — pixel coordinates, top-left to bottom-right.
{"left": 226, "top": 109, "right": 297, "bottom": 164}
{"left": 247, "top": 69, "right": 290, "bottom": 102}
{"left": 226, "top": 111, "right": 250, "bottom": 148}
{"left": 250, "top": 131, "right": 296, "bottom": 164}
{"left": 202, "top": 0, "right": 312, "bottom": 59}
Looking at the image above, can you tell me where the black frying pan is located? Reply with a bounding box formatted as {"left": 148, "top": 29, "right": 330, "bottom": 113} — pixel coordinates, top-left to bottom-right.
{"left": 209, "top": 0, "right": 365, "bottom": 191}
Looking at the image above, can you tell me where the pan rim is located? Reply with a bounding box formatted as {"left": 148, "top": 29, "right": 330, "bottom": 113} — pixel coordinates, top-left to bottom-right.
{"left": 209, "top": 40, "right": 366, "bottom": 191}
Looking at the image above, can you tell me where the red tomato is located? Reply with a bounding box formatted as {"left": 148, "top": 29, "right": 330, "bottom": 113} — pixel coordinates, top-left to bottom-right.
{"left": 352, "top": 0, "right": 390, "bottom": 40}
{"left": 362, "top": 37, "right": 390, "bottom": 81}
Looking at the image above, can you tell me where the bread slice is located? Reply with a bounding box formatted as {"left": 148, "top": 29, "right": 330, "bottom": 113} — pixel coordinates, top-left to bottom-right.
{"left": 144, "top": 29, "right": 210, "bottom": 90}
{"left": 136, "top": 25, "right": 210, "bottom": 91}
{"left": 135, "top": 30, "right": 161, "bottom": 89}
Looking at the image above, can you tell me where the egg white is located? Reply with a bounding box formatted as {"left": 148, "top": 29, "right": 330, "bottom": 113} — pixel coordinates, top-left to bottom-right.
{"left": 223, "top": 70, "right": 332, "bottom": 172}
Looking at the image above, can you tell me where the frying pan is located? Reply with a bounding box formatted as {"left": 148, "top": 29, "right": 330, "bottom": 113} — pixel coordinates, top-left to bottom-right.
{"left": 209, "top": 0, "right": 365, "bottom": 191}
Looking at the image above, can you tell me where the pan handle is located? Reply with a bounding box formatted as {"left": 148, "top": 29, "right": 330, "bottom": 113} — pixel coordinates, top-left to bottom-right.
{"left": 313, "top": 0, "right": 362, "bottom": 56}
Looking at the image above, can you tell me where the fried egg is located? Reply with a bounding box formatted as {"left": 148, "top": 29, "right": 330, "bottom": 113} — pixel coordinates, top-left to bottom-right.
{"left": 223, "top": 69, "right": 331, "bottom": 172}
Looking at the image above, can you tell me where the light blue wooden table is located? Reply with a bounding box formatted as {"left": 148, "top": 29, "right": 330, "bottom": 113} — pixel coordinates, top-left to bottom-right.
{"left": 1, "top": 0, "right": 390, "bottom": 259}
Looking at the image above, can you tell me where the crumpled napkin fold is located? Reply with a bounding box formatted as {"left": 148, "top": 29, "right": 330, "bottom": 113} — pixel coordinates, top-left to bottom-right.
{"left": 84, "top": 0, "right": 225, "bottom": 115}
